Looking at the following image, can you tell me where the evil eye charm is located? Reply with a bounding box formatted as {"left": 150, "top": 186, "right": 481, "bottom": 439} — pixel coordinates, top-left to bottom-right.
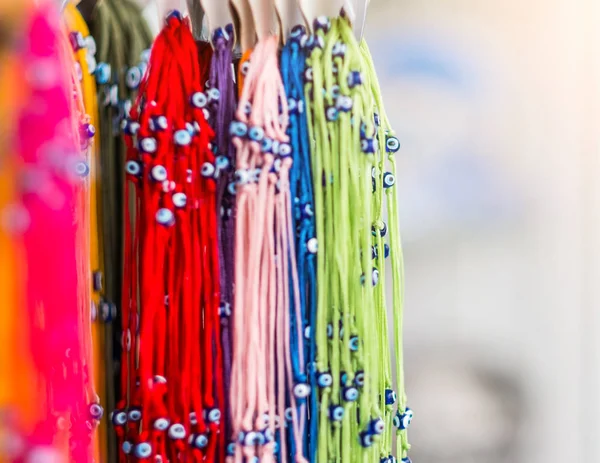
{"left": 328, "top": 405, "right": 344, "bottom": 422}
{"left": 278, "top": 142, "right": 292, "bottom": 157}
{"left": 235, "top": 169, "right": 251, "bottom": 185}
{"left": 262, "top": 428, "right": 274, "bottom": 443}
{"left": 317, "top": 372, "right": 333, "bottom": 388}
{"left": 361, "top": 138, "right": 377, "bottom": 154}
{"left": 343, "top": 386, "right": 359, "bottom": 402}
{"left": 134, "top": 442, "right": 152, "bottom": 459}
{"left": 372, "top": 268, "right": 380, "bottom": 286}
{"left": 95, "top": 62, "right": 111, "bottom": 85}
{"left": 207, "top": 88, "right": 220, "bottom": 102}
{"left": 253, "top": 432, "right": 265, "bottom": 446}
{"left": 240, "top": 60, "right": 251, "bottom": 76}
{"left": 383, "top": 172, "right": 396, "bottom": 188}
{"left": 226, "top": 443, "right": 236, "bottom": 456}
{"left": 326, "top": 106, "right": 339, "bottom": 122}
{"left": 400, "top": 408, "right": 413, "bottom": 430}
{"left": 156, "top": 208, "right": 175, "bottom": 227}
{"left": 332, "top": 42, "right": 346, "bottom": 58}
{"left": 314, "top": 16, "right": 331, "bottom": 32}
{"left": 372, "top": 222, "right": 388, "bottom": 237}
{"left": 306, "top": 237, "right": 318, "bottom": 254}
{"left": 369, "top": 418, "right": 385, "bottom": 435}
{"left": 327, "top": 323, "right": 334, "bottom": 339}
{"left": 307, "top": 34, "right": 324, "bottom": 50}
{"left": 174, "top": 129, "right": 192, "bottom": 146}
{"left": 151, "top": 165, "right": 167, "bottom": 182}
{"left": 304, "top": 325, "right": 311, "bottom": 339}
{"left": 384, "top": 244, "right": 390, "bottom": 258}
{"left": 288, "top": 98, "right": 298, "bottom": 114}
{"left": 154, "top": 417, "right": 170, "bottom": 431}
{"left": 112, "top": 410, "right": 127, "bottom": 427}
{"left": 126, "top": 66, "right": 142, "bottom": 89}
{"left": 304, "top": 67, "right": 313, "bottom": 82}
{"left": 354, "top": 371, "right": 365, "bottom": 387}
{"left": 385, "top": 389, "right": 397, "bottom": 405}
{"left": 201, "top": 162, "right": 216, "bottom": 178}
{"left": 172, "top": 192, "right": 187, "bottom": 208}
{"left": 248, "top": 126, "right": 265, "bottom": 142}
{"left": 215, "top": 155, "right": 230, "bottom": 171}
{"left": 89, "top": 403, "right": 104, "bottom": 420}
{"left": 227, "top": 181, "right": 236, "bottom": 195}
{"left": 336, "top": 95, "right": 353, "bottom": 112}
{"left": 191, "top": 92, "right": 208, "bottom": 109}
{"left": 374, "top": 113, "right": 381, "bottom": 126}
{"left": 290, "top": 24, "right": 306, "bottom": 41}
{"left": 81, "top": 122, "right": 96, "bottom": 139}
{"left": 386, "top": 135, "right": 400, "bottom": 153}
{"left": 402, "top": 458, "right": 412, "bottom": 463}
{"left": 243, "top": 431, "right": 257, "bottom": 446}
{"left": 293, "top": 383, "right": 311, "bottom": 400}
{"left": 348, "top": 71, "right": 364, "bottom": 88}
{"left": 123, "top": 120, "right": 140, "bottom": 136}
{"left": 139, "top": 137, "right": 157, "bottom": 154}
{"left": 230, "top": 121, "right": 248, "bottom": 138}
{"left": 168, "top": 423, "right": 186, "bottom": 440}
{"left": 261, "top": 137, "right": 273, "bottom": 153}
{"left": 69, "top": 31, "right": 85, "bottom": 51}
{"left": 149, "top": 115, "right": 168, "bottom": 132}
{"left": 128, "top": 407, "right": 142, "bottom": 422}
{"left": 192, "top": 433, "right": 209, "bottom": 449}
{"left": 349, "top": 335, "right": 359, "bottom": 352}
{"left": 85, "top": 35, "right": 97, "bottom": 55}
{"left": 207, "top": 408, "right": 221, "bottom": 423}
{"left": 122, "top": 441, "right": 133, "bottom": 454}
{"left": 359, "top": 432, "right": 374, "bottom": 448}
{"left": 74, "top": 161, "right": 90, "bottom": 177}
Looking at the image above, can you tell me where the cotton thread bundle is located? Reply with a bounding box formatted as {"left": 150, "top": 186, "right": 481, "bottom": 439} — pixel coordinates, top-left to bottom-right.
{"left": 120, "top": 10, "right": 222, "bottom": 462}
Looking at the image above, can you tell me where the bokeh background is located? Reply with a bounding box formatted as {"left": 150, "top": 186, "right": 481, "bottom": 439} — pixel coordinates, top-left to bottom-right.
{"left": 146, "top": 0, "right": 599, "bottom": 461}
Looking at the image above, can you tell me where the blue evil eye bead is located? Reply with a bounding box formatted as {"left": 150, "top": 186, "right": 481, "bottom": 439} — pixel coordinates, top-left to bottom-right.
{"left": 372, "top": 221, "right": 387, "bottom": 237}
{"left": 89, "top": 403, "right": 104, "bottom": 420}
{"left": 172, "top": 192, "right": 187, "bottom": 208}
{"left": 383, "top": 172, "right": 396, "bottom": 188}
{"left": 330, "top": 85, "right": 341, "bottom": 99}
{"left": 230, "top": 121, "right": 248, "bottom": 138}
{"left": 149, "top": 115, "right": 168, "bottom": 132}
{"left": 332, "top": 41, "right": 346, "bottom": 58}
{"left": 343, "top": 386, "right": 359, "bottom": 402}
{"left": 140, "top": 49, "right": 151, "bottom": 63}
{"left": 168, "top": 423, "right": 186, "bottom": 440}
{"left": 327, "top": 323, "right": 334, "bottom": 339}
{"left": 123, "top": 120, "right": 140, "bottom": 136}
{"left": 165, "top": 9, "right": 183, "bottom": 22}
{"left": 82, "top": 122, "right": 96, "bottom": 139}
{"left": 349, "top": 335, "right": 359, "bottom": 352}
{"left": 374, "top": 113, "right": 381, "bottom": 126}
{"left": 122, "top": 441, "right": 132, "bottom": 454}
{"left": 85, "top": 35, "right": 97, "bottom": 56}
{"left": 361, "top": 138, "right": 377, "bottom": 154}
{"left": 226, "top": 442, "right": 236, "bottom": 456}
{"left": 348, "top": 71, "right": 364, "bottom": 88}
{"left": 139, "top": 137, "right": 157, "bottom": 154}
{"left": 215, "top": 155, "right": 230, "bottom": 170}
{"left": 307, "top": 34, "right": 325, "bottom": 50}
{"left": 302, "top": 203, "right": 314, "bottom": 218}
{"left": 156, "top": 208, "right": 175, "bottom": 227}
{"left": 69, "top": 31, "right": 86, "bottom": 51}
{"left": 243, "top": 431, "right": 257, "bottom": 446}
{"left": 288, "top": 98, "right": 298, "bottom": 114}
{"left": 293, "top": 383, "right": 311, "bottom": 400}
{"left": 240, "top": 60, "right": 251, "bottom": 76}
{"left": 314, "top": 16, "right": 331, "bottom": 32}
{"left": 100, "top": 300, "right": 117, "bottom": 322}
{"left": 174, "top": 129, "right": 192, "bottom": 146}
{"left": 386, "top": 135, "right": 400, "bottom": 153}
{"left": 278, "top": 142, "right": 292, "bottom": 157}
{"left": 262, "top": 428, "right": 274, "bottom": 443}
{"left": 207, "top": 408, "right": 221, "bottom": 423}
{"left": 219, "top": 302, "right": 232, "bottom": 317}
{"left": 306, "top": 237, "right": 318, "bottom": 254}
{"left": 354, "top": 371, "right": 365, "bottom": 387}
{"left": 359, "top": 431, "right": 374, "bottom": 448}
{"left": 235, "top": 169, "right": 251, "bottom": 185}
{"left": 227, "top": 181, "right": 236, "bottom": 195}
{"left": 372, "top": 268, "right": 380, "bottom": 286}
{"left": 112, "top": 410, "right": 127, "bottom": 427}
{"left": 126, "top": 66, "right": 142, "bottom": 90}
{"left": 253, "top": 432, "right": 265, "bottom": 446}
{"left": 400, "top": 408, "right": 413, "bottom": 430}
{"left": 304, "top": 67, "right": 313, "bottom": 82}
{"left": 371, "top": 245, "right": 378, "bottom": 260}
{"left": 201, "top": 162, "right": 216, "bottom": 178}
{"left": 192, "top": 433, "right": 209, "bottom": 449}
{"left": 134, "top": 442, "right": 152, "bottom": 459}
{"left": 304, "top": 325, "right": 311, "bottom": 340}
{"left": 75, "top": 160, "right": 90, "bottom": 177}
{"left": 369, "top": 418, "right": 385, "bottom": 435}
{"left": 154, "top": 417, "right": 170, "bottom": 431}
{"left": 385, "top": 389, "right": 397, "bottom": 405}
{"left": 317, "top": 372, "right": 333, "bottom": 388}
{"left": 384, "top": 244, "right": 390, "bottom": 258}
{"left": 326, "top": 106, "right": 339, "bottom": 122}
{"left": 125, "top": 160, "right": 142, "bottom": 177}
{"left": 328, "top": 405, "right": 344, "bottom": 422}
{"left": 290, "top": 24, "right": 306, "bottom": 40}
{"left": 128, "top": 407, "right": 142, "bottom": 422}
{"left": 151, "top": 165, "right": 167, "bottom": 182}
{"left": 95, "top": 62, "right": 111, "bottom": 85}
{"left": 248, "top": 126, "right": 265, "bottom": 142}
{"left": 207, "top": 88, "right": 220, "bottom": 102}
{"left": 336, "top": 95, "right": 353, "bottom": 112}
{"left": 191, "top": 91, "right": 208, "bottom": 109}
